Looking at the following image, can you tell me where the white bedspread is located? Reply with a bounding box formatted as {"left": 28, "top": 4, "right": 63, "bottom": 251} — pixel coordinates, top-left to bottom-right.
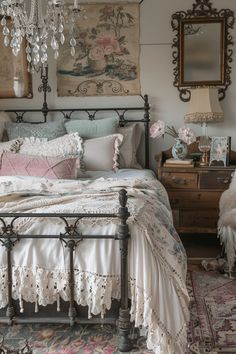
{"left": 0, "top": 172, "right": 189, "bottom": 354}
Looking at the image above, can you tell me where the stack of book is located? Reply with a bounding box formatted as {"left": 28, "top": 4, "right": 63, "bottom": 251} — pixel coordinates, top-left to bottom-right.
{"left": 163, "top": 158, "right": 194, "bottom": 168}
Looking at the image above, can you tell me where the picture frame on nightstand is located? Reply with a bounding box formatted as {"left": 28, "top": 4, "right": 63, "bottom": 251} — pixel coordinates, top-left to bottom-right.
{"left": 209, "top": 136, "right": 231, "bottom": 166}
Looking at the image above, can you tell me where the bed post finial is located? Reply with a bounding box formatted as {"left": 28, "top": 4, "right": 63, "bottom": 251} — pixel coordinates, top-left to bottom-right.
{"left": 119, "top": 189, "right": 128, "bottom": 209}
{"left": 144, "top": 94, "right": 149, "bottom": 111}
{"left": 117, "top": 189, "right": 132, "bottom": 352}
{"left": 38, "top": 65, "right": 51, "bottom": 122}
{"left": 143, "top": 94, "right": 150, "bottom": 169}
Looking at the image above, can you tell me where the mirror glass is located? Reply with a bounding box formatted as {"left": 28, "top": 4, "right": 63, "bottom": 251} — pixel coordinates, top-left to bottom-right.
{"left": 181, "top": 20, "right": 223, "bottom": 85}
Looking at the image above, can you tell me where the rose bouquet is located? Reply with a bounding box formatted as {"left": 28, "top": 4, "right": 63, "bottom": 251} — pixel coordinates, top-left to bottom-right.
{"left": 150, "top": 120, "right": 196, "bottom": 145}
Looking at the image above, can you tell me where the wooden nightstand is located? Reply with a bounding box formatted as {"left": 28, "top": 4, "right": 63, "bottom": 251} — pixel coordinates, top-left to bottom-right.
{"left": 156, "top": 146, "right": 236, "bottom": 234}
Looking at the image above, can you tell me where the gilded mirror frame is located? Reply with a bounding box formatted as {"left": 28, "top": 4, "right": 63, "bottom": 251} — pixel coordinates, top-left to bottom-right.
{"left": 171, "top": 0, "right": 234, "bottom": 102}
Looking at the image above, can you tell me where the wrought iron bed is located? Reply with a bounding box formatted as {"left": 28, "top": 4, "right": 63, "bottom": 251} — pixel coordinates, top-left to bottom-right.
{"left": 0, "top": 68, "right": 151, "bottom": 352}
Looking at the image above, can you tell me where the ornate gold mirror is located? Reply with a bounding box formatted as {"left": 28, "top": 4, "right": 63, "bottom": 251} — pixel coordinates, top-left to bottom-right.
{"left": 171, "top": 0, "right": 234, "bottom": 101}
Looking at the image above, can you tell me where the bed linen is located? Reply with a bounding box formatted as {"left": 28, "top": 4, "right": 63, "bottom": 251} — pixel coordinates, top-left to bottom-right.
{"left": 80, "top": 168, "right": 156, "bottom": 180}
{"left": 0, "top": 170, "right": 189, "bottom": 354}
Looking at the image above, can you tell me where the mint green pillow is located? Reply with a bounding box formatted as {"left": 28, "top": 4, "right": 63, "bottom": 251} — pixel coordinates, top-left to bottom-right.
{"left": 6, "top": 121, "right": 66, "bottom": 141}
{"left": 65, "top": 117, "right": 118, "bottom": 139}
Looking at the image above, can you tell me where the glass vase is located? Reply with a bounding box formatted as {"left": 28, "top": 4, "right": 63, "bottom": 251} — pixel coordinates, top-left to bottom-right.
{"left": 172, "top": 138, "right": 188, "bottom": 160}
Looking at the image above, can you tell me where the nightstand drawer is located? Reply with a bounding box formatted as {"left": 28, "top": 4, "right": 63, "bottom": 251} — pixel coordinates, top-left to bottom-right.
{"left": 180, "top": 209, "right": 219, "bottom": 228}
{"left": 169, "top": 191, "right": 222, "bottom": 208}
{"left": 162, "top": 172, "right": 198, "bottom": 189}
{"left": 199, "top": 171, "right": 233, "bottom": 189}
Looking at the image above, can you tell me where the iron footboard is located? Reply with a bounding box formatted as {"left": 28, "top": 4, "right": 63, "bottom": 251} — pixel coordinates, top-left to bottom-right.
{"left": 0, "top": 189, "right": 132, "bottom": 352}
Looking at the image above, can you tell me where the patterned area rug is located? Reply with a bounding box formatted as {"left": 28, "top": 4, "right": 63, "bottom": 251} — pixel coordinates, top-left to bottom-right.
{"left": 0, "top": 265, "right": 236, "bottom": 354}
{"left": 0, "top": 323, "right": 152, "bottom": 354}
{"left": 187, "top": 264, "right": 236, "bottom": 354}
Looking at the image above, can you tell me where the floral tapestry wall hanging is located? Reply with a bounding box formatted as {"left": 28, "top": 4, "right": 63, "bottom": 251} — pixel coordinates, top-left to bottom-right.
{"left": 57, "top": 3, "right": 140, "bottom": 97}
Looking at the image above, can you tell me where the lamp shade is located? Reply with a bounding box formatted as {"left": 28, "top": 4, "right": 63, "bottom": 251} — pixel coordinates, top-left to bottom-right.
{"left": 184, "top": 87, "right": 224, "bottom": 123}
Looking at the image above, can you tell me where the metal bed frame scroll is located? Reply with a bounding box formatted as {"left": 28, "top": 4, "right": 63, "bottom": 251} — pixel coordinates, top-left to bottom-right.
{"left": 0, "top": 67, "right": 151, "bottom": 352}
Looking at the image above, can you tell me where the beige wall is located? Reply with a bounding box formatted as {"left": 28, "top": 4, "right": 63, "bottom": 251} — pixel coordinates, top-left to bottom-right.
{"left": 1, "top": 0, "right": 236, "bottom": 171}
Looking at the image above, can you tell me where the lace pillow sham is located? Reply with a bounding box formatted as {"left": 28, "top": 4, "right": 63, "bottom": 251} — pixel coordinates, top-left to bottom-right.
{"left": 6, "top": 121, "right": 66, "bottom": 141}
{"left": 19, "top": 133, "right": 83, "bottom": 157}
{"left": 65, "top": 117, "right": 118, "bottom": 139}
{"left": 81, "top": 134, "right": 123, "bottom": 171}
{"left": 0, "top": 139, "right": 22, "bottom": 154}
{"left": 0, "top": 152, "right": 78, "bottom": 179}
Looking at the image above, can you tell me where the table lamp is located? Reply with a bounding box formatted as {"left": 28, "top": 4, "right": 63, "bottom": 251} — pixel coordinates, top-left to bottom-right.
{"left": 184, "top": 87, "right": 224, "bottom": 166}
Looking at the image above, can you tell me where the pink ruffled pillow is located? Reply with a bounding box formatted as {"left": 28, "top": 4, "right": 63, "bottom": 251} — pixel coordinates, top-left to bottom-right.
{"left": 0, "top": 151, "right": 78, "bottom": 179}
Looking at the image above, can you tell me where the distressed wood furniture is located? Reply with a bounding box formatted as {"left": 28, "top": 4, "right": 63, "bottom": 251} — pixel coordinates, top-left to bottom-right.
{"left": 156, "top": 145, "right": 236, "bottom": 234}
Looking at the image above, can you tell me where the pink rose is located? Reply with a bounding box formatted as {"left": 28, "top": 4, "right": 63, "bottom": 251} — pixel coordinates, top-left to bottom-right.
{"left": 178, "top": 126, "right": 196, "bottom": 145}
{"left": 89, "top": 46, "right": 104, "bottom": 60}
{"left": 104, "top": 45, "right": 114, "bottom": 55}
{"left": 95, "top": 34, "right": 120, "bottom": 53}
{"left": 149, "top": 120, "right": 165, "bottom": 139}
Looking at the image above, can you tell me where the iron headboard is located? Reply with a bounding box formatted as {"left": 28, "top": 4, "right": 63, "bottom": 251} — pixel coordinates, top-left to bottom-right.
{"left": 5, "top": 67, "right": 151, "bottom": 169}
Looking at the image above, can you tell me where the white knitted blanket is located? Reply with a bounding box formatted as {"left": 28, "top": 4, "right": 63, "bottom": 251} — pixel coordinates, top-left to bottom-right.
{"left": 0, "top": 175, "right": 189, "bottom": 354}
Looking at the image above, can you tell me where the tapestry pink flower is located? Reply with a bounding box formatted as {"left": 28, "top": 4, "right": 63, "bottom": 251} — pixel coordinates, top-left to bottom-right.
{"left": 89, "top": 46, "right": 104, "bottom": 60}
{"left": 95, "top": 34, "right": 120, "bottom": 53}
{"left": 104, "top": 45, "right": 115, "bottom": 55}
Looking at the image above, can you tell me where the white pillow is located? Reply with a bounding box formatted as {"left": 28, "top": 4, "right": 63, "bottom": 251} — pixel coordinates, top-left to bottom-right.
{"left": 118, "top": 124, "right": 142, "bottom": 169}
{"left": 81, "top": 134, "right": 123, "bottom": 171}
{"left": 19, "top": 133, "right": 83, "bottom": 157}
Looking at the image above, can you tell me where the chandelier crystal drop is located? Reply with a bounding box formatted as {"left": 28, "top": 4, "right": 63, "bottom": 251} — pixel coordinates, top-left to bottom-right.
{"left": 0, "top": 0, "right": 85, "bottom": 72}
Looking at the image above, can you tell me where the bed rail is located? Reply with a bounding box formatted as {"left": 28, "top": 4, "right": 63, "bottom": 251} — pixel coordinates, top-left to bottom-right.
{"left": 5, "top": 67, "right": 151, "bottom": 169}
{"left": 0, "top": 189, "right": 132, "bottom": 352}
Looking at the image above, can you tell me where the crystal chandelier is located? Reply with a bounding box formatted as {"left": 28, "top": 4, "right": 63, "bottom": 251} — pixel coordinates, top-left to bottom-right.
{"left": 0, "top": 0, "right": 84, "bottom": 72}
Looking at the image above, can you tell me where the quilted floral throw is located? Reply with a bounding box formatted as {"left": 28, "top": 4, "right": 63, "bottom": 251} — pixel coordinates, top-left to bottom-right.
{"left": 57, "top": 3, "right": 140, "bottom": 97}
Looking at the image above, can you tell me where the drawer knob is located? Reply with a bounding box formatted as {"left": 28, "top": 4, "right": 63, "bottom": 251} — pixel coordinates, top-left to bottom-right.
{"left": 172, "top": 177, "right": 187, "bottom": 185}
{"left": 217, "top": 177, "right": 230, "bottom": 184}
